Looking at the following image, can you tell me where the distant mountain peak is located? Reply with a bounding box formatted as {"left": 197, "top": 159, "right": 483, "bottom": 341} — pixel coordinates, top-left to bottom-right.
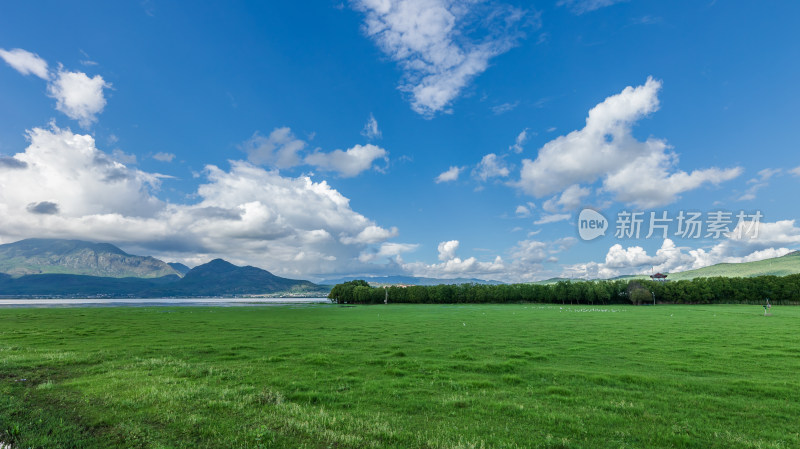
{"left": 5, "top": 238, "right": 130, "bottom": 257}
{"left": 0, "top": 238, "right": 180, "bottom": 278}
{"left": 189, "top": 258, "right": 239, "bottom": 273}
{"left": 167, "top": 262, "right": 191, "bottom": 275}
{"left": 174, "top": 258, "right": 315, "bottom": 295}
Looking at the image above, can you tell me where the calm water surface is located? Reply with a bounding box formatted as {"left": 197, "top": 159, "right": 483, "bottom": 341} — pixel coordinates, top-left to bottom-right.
{"left": 0, "top": 297, "right": 330, "bottom": 308}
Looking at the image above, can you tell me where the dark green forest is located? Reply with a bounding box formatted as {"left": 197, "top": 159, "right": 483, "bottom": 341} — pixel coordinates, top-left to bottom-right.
{"left": 328, "top": 275, "right": 800, "bottom": 305}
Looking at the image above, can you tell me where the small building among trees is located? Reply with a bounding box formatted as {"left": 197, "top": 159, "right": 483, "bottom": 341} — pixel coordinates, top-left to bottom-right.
{"left": 650, "top": 272, "right": 668, "bottom": 282}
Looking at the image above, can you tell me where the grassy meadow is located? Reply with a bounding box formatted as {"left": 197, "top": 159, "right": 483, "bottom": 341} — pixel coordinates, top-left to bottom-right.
{"left": 1, "top": 304, "right": 799, "bottom": 448}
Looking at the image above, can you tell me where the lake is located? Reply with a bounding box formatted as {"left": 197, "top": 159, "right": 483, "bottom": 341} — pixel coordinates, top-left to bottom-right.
{"left": 0, "top": 297, "right": 331, "bottom": 308}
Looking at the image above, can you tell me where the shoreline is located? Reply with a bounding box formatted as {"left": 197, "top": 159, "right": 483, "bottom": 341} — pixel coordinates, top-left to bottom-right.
{"left": 0, "top": 297, "right": 330, "bottom": 308}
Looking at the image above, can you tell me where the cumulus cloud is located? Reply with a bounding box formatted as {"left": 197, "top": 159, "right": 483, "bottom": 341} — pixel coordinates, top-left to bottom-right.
{"left": 473, "top": 153, "right": 509, "bottom": 181}
{"left": 1, "top": 124, "right": 164, "bottom": 218}
{"left": 352, "top": 0, "right": 532, "bottom": 116}
{"left": 563, "top": 220, "right": 800, "bottom": 279}
{"left": 401, "top": 236, "right": 574, "bottom": 282}
{"left": 515, "top": 203, "right": 535, "bottom": 217}
{"left": 361, "top": 114, "right": 382, "bottom": 139}
{"left": 341, "top": 224, "right": 399, "bottom": 245}
{"left": 242, "top": 128, "right": 388, "bottom": 177}
{"left": 305, "top": 144, "right": 388, "bottom": 177}
{"left": 557, "top": 0, "right": 628, "bottom": 14}
{"left": 542, "top": 184, "right": 591, "bottom": 212}
{"left": 403, "top": 239, "right": 504, "bottom": 278}
{"left": 517, "top": 77, "right": 741, "bottom": 207}
{"left": 510, "top": 128, "right": 529, "bottom": 153}
{"left": 437, "top": 239, "right": 460, "bottom": 261}
{"left": 0, "top": 48, "right": 50, "bottom": 79}
{"left": 791, "top": 166, "right": 800, "bottom": 177}
{"left": 241, "top": 127, "right": 307, "bottom": 169}
{"left": 508, "top": 238, "right": 574, "bottom": 271}
{"left": 0, "top": 124, "right": 403, "bottom": 280}
{"left": 1, "top": 49, "right": 111, "bottom": 127}
{"left": 508, "top": 239, "right": 549, "bottom": 264}
{"left": 153, "top": 152, "right": 176, "bottom": 162}
{"left": 435, "top": 165, "right": 464, "bottom": 183}
{"left": 47, "top": 68, "right": 111, "bottom": 128}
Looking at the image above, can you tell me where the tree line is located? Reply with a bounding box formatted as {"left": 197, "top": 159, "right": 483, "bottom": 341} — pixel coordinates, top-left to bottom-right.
{"left": 327, "top": 274, "right": 800, "bottom": 305}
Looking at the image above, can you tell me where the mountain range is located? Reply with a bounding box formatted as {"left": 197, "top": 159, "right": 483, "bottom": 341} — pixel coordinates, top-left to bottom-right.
{"left": 0, "top": 238, "right": 180, "bottom": 278}
{"left": 1, "top": 238, "right": 799, "bottom": 297}
{"left": 0, "top": 239, "right": 324, "bottom": 297}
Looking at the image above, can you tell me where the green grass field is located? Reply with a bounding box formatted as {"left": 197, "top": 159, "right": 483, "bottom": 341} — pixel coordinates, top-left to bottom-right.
{"left": 2, "top": 304, "right": 799, "bottom": 448}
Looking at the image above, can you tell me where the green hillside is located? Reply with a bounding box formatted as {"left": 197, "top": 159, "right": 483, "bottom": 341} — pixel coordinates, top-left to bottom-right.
{"left": 667, "top": 250, "right": 800, "bottom": 280}
{"left": 535, "top": 251, "right": 800, "bottom": 284}
{"left": 604, "top": 251, "right": 800, "bottom": 282}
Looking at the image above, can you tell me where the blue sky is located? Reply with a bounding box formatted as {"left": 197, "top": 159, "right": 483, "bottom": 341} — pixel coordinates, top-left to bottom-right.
{"left": 1, "top": 0, "right": 799, "bottom": 282}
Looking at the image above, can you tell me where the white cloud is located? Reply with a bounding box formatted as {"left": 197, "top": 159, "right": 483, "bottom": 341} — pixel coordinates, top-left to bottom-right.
{"left": 0, "top": 48, "right": 50, "bottom": 79}
{"left": 515, "top": 204, "right": 533, "bottom": 217}
{"left": 563, "top": 221, "right": 800, "bottom": 279}
{"left": 603, "top": 243, "right": 660, "bottom": 269}
{"left": 510, "top": 128, "right": 529, "bottom": 153}
{"left": 341, "top": 224, "right": 399, "bottom": 245}
{"left": 304, "top": 143, "right": 388, "bottom": 177}
{"left": 435, "top": 165, "right": 464, "bottom": 183}
{"left": 2, "top": 49, "right": 111, "bottom": 127}
{"left": 111, "top": 149, "right": 138, "bottom": 165}
{"left": 404, "top": 238, "right": 505, "bottom": 278}
{"left": 0, "top": 124, "right": 164, "bottom": 218}
{"left": 46, "top": 68, "right": 111, "bottom": 128}
{"left": 437, "top": 239, "right": 460, "bottom": 261}
{"left": 517, "top": 77, "right": 741, "bottom": 208}
{"left": 603, "top": 151, "right": 742, "bottom": 207}
{"left": 359, "top": 242, "right": 418, "bottom": 263}
{"left": 241, "top": 128, "right": 388, "bottom": 177}
{"left": 534, "top": 213, "right": 570, "bottom": 225}
{"left": 0, "top": 124, "right": 404, "bottom": 280}
{"left": 352, "top": 0, "right": 531, "bottom": 116}
{"left": 473, "top": 153, "right": 509, "bottom": 181}
{"left": 557, "top": 0, "right": 628, "bottom": 14}
{"left": 153, "top": 152, "right": 176, "bottom": 162}
{"left": 507, "top": 238, "right": 575, "bottom": 276}
{"left": 739, "top": 168, "right": 781, "bottom": 201}
{"left": 405, "top": 255, "right": 505, "bottom": 278}
{"left": 508, "top": 239, "right": 549, "bottom": 264}
{"left": 401, "top": 236, "right": 574, "bottom": 281}
{"left": 241, "top": 127, "right": 306, "bottom": 169}
{"left": 791, "top": 166, "right": 800, "bottom": 177}
{"left": 546, "top": 184, "right": 591, "bottom": 211}
{"left": 361, "top": 114, "right": 382, "bottom": 139}
{"left": 492, "top": 101, "right": 518, "bottom": 115}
